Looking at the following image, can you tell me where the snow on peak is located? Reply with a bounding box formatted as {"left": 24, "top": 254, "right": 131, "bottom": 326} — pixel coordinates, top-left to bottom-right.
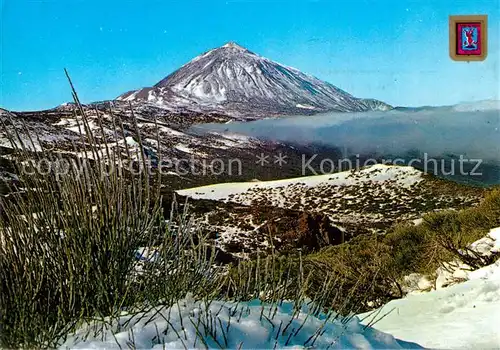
{"left": 222, "top": 41, "right": 247, "bottom": 51}
{"left": 116, "top": 43, "right": 391, "bottom": 116}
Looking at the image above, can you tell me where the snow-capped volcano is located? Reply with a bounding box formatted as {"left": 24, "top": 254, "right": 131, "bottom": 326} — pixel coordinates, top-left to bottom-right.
{"left": 117, "top": 42, "right": 391, "bottom": 117}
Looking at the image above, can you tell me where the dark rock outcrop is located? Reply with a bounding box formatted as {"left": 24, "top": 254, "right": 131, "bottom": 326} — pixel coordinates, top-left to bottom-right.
{"left": 270, "top": 211, "right": 345, "bottom": 253}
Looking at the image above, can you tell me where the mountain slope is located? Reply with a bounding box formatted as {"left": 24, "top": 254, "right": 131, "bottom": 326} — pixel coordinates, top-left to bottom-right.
{"left": 176, "top": 165, "right": 484, "bottom": 258}
{"left": 117, "top": 42, "right": 391, "bottom": 117}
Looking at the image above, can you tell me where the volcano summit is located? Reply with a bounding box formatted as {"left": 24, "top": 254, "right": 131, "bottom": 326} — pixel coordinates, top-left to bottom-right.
{"left": 117, "top": 42, "right": 391, "bottom": 118}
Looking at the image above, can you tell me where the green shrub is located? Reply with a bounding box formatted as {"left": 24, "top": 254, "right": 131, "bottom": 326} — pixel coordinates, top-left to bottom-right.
{"left": 0, "top": 95, "right": 222, "bottom": 347}
{"left": 305, "top": 234, "right": 404, "bottom": 310}
{"left": 237, "top": 186, "right": 500, "bottom": 314}
{"left": 385, "top": 189, "right": 500, "bottom": 277}
{"left": 227, "top": 235, "right": 404, "bottom": 315}
{"left": 480, "top": 188, "right": 500, "bottom": 226}
{"left": 385, "top": 224, "right": 436, "bottom": 275}
{"left": 0, "top": 84, "right": 369, "bottom": 348}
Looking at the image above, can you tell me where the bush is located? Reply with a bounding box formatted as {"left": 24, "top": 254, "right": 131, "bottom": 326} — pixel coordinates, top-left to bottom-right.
{"left": 385, "top": 224, "right": 436, "bottom": 275}
{"left": 305, "top": 234, "right": 404, "bottom": 311}
{"left": 480, "top": 188, "right": 500, "bottom": 226}
{"left": 226, "top": 235, "right": 404, "bottom": 315}
{"left": 237, "top": 186, "right": 500, "bottom": 314}
{"left": 0, "top": 97, "right": 222, "bottom": 347}
{"left": 0, "top": 85, "right": 369, "bottom": 347}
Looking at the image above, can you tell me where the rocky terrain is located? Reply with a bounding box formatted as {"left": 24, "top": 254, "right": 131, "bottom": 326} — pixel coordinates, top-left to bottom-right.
{"left": 0, "top": 43, "right": 490, "bottom": 263}
{"left": 177, "top": 164, "right": 484, "bottom": 260}
{"left": 1, "top": 101, "right": 485, "bottom": 263}
{"left": 0, "top": 103, "right": 347, "bottom": 196}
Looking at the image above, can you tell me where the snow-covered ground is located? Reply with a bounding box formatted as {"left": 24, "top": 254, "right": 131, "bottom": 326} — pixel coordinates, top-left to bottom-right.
{"left": 177, "top": 164, "right": 423, "bottom": 204}
{"left": 361, "top": 261, "right": 500, "bottom": 349}
{"left": 433, "top": 227, "right": 500, "bottom": 289}
{"left": 361, "top": 227, "right": 500, "bottom": 349}
{"left": 61, "top": 246, "right": 500, "bottom": 349}
{"left": 58, "top": 230, "right": 500, "bottom": 349}
{"left": 60, "top": 297, "right": 421, "bottom": 349}
{"left": 176, "top": 163, "right": 480, "bottom": 241}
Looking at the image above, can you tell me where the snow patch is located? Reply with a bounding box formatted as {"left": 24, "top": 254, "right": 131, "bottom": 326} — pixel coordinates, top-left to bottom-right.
{"left": 435, "top": 227, "right": 500, "bottom": 289}
{"left": 177, "top": 164, "right": 423, "bottom": 204}
{"left": 361, "top": 256, "right": 500, "bottom": 349}
{"left": 296, "top": 103, "right": 316, "bottom": 110}
{"left": 61, "top": 297, "right": 421, "bottom": 349}
{"left": 174, "top": 143, "right": 193, "bottom": 154}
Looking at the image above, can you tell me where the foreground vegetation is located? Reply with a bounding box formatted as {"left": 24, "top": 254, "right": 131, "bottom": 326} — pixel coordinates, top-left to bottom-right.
{"left": 0, "top": 84, "right": 372, "bottom": 348}
{"left": 1, "top": 79, "right": 498, "bottom": 347}
{"left": 234, "top": 187, "right": 500, "bottom": 312}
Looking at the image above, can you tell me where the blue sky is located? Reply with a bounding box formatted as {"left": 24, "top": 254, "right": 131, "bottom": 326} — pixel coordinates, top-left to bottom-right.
{"left": 1, "top": 0, "right": 499, "bottom": 111}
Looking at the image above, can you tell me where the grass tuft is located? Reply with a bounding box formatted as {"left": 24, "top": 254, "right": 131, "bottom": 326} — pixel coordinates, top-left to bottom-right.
{"left": 0, "top": 77, "right": 373, "bottom": 348}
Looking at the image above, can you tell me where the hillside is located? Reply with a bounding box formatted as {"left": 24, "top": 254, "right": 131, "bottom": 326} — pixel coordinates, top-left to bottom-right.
{"left": 176, "top": 164, "right": 484, "bottom": 259}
